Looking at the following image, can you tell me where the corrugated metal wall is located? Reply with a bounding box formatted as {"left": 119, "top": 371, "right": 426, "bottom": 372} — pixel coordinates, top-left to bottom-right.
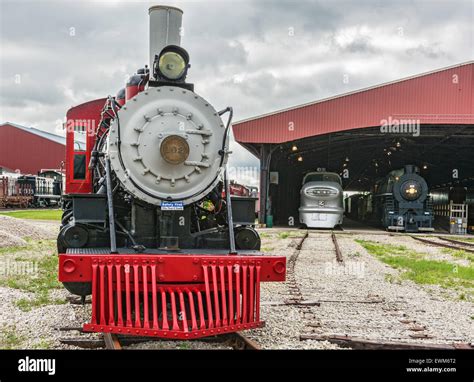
{"left": 233, "top": 62, "right": 474, "bottom": 144}
{"left": 0, "top": 124, "right": 65, "bottom": 174}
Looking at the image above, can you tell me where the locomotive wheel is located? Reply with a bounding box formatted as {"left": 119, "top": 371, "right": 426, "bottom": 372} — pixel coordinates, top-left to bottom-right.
{"left": 60, "top": 224, "right": 89, "bottom": 248}
{"left": 62, "top": 282, "right": 92, "bottom": 297}
{"left": 235, "top": 227, "right": 261, "bottom": 250}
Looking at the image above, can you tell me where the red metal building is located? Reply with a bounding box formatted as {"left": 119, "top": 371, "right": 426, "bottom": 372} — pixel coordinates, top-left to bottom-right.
{"left": 232, "top": 61, "right": 474, "bottom": 224}
{"left": 234, "top": 61, "right": 474, "bottom": 144}
{"left": 0, "top": 122, "right": 66, "bottom": 175}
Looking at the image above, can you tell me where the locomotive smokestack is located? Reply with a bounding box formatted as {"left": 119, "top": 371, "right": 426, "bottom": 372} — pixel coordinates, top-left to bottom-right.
{"left": 404, "top": 165, "right": 418, "bottom": 174}
{"left": 148, "top": 5, "right": 183, "bottom": 79}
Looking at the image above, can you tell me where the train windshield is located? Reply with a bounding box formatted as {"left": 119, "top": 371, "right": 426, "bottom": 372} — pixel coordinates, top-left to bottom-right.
{"left": 303, "top": 173, "right": 341, "bottom": 185}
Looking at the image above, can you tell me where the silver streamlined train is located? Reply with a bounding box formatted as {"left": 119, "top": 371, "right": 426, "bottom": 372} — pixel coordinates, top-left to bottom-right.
{"left": 299, "top": 172, "right": 344, "bottom": 228}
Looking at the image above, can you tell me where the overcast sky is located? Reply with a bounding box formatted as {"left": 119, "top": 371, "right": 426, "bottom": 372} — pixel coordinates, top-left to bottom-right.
{"left": 1, "top": 0, "right": 473, "bottom": 185}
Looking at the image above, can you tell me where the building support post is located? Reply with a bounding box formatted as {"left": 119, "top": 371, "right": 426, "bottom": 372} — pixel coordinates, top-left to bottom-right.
{"left": 259, "top": 144, "right": 270, "bottom": 224}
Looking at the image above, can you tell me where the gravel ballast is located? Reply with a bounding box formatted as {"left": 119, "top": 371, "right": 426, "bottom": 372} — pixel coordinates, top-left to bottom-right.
{"left": 245, "top": 230, "right": 473, "bottom": 349}
{"left": 0, "top": 217, "right": 472, "bottom": 349}
{"left": 0, "top": 215, "right": 58, "bottom": 246}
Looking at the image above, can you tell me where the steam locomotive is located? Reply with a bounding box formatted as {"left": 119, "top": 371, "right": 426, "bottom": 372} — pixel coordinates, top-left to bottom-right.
{"left": 373, "top": 165, "right": 434, "bottom": 232}
{"left": 58, "top": 5, "right": 286, "bottom": 340}
{"left": 347, "top": 165, "right": 434, "bottom": 232}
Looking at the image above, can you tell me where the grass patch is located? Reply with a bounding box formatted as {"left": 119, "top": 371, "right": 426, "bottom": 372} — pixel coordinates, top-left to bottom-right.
{"left": 277, "top": 231, "right": 305, "bottom": 239}
{"left": 384, "top": 273, "right": 401, "bottom": 284}
{"left": 356, "top": 241, "right": 422, "bottom": 259}
{"left": 0, "top": 239, "right": 64, "bottom": 310}
{"left": 259, "top": 231, "right": 304, "bottom": 240}
{"left": 0, "top": 244, "right": 27, "bottom": 255}
{"left": 15, "top": 294, "right": 66, "bottom": 312}
{"left": 4, "top": 252, "right": 62, "bottom": 291}
{"left": 441, "top": 248, "right": 474, "bottom": 263}
{"left": 261, "top": 246, "right": 274, "bottom": 252}
{"left": 0, "top": 209, "right": 62, "bottom": 221}
{"left": 0, "top": 239, "right": 55, "bottom": 256}
{"left": 447, "top": 237, "right": 474, "bottom": 243}
{"left": 356, "top": 240, "right": 474, "bottom": 299}
{"left": 32, "top": 338, "right": 53, "bottom": 350}
{"left": 0, "top": 326, "right": 25, "bottom": 349}
{"left": 348, "top": 251, "right": 361, "bottom": 258}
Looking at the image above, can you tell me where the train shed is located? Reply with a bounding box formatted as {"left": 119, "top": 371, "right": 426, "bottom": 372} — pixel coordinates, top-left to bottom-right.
{"left": 232, "top": 61, "right": 474, "bottom": 226}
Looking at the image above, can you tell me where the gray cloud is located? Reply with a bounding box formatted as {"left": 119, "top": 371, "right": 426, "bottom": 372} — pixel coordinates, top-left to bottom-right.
{"left": 406, "top": 43, "right": 446, "bottom": 59}
{"left": 0, "top": 0, "right": 472, "bottom": 185}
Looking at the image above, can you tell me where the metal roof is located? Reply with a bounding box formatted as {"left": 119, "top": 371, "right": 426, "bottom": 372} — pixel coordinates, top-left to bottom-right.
{"left": 1, "top": 122, "right": 66, "bottom": 145}
{"left": 232, "top": 61, "right": 474, "bottom": 144}
{"left": 1, "top": 122, "right": 85, "bottom": 150}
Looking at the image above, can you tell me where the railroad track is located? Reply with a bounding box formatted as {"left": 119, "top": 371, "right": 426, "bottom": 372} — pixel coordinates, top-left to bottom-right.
{"left": 286, "top": 231, "right": 345, "bottom": 300}
{"left": 438, "top": 236, "right": 474, "bottom": 248}
{"left": 295, "top": 232, "right": 472, "bottom": 349}
{"left": 285, "top": 231, "right": 309, "bottom": 304}
{"left": 285, "top": 231, "right": 351, "bottom": 338}
{"left": 59, "top": 328, "right": 260, "bottom": 350}
{"left": 283, "top": 231, "right": 323, "bottom": 336}
{"left": 411, "top": 235, "right": 474, "bottom": 254}
{"left": 103, "top": 333, "right": 122, "bottom": 350}
{"left": 225, "top": 332, "right": 261, "bottom": 350}
{"left": 331, "top": 231, "right": 344, "bottom": 263}
{"left": 299, "top": 334, "right": 474, "bottom": 350}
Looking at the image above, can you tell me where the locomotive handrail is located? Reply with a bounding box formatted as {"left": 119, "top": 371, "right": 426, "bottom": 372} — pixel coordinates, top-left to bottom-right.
{"left": 105, "top": 158, "right": 118, "bottom": 254}
{"left": 218, "top": 106, "right": 233, "bottom": 167}
{"left": 224, "top": 165, "right": 237, "bottom": 254}
{"left": 217, "top": 106, "right": 237, "bottom": 253}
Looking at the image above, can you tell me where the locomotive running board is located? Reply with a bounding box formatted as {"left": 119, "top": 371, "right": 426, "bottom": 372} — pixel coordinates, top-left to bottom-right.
{"left": 417, "top": 227, "right": 435, "bottom": 232}
{"left": 59, "top": 253, "right": 286, "bottom": 339}
{"left": 387, "top": 226, "right": 405, "bottom": 231}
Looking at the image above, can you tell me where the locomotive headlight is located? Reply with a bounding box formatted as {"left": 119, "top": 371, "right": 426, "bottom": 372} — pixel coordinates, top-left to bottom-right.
{"left": 306, "top": 187, "right": 338, "bottom": 197}
{"left": 160, "top": 135, "right": 190, "bottom": 165}
{"left": 401, "top": 181, "right": 421, "bottom": 201}
{"left": 159, "top": 52, "right": 186, "bottom": 79}
{"left": 156, "top": 45, "right": 189, "bottom": 81}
